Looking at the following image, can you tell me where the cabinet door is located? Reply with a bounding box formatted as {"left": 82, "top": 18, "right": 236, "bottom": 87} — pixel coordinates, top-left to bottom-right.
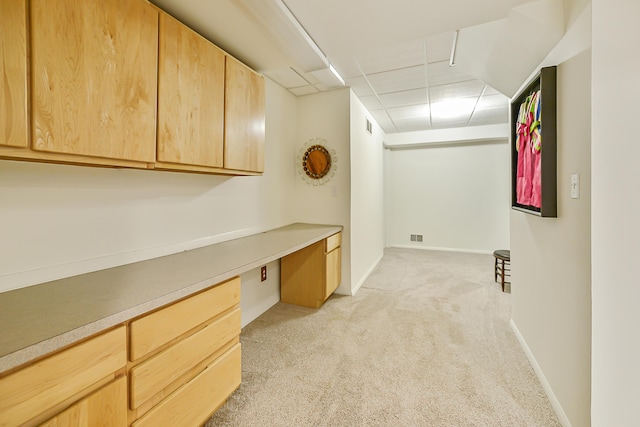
{"left": 224, "top": 56, "right": 265, "bottom": 173}
{"left": 30, "top": 0, "right": 158, "bottom": 162}
{"left": 157, "top": 13, "right": 225, "bottom": 168}
{"left": 40, "top": 376, "right": 127, "bottom": 427}
{"left": 0, "top": 0, "right": 27, "bottom": 148}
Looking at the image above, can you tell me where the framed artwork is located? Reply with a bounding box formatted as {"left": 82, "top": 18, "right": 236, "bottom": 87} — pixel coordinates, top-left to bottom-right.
{"left": 297, "top": 138, "right": 338, "bottom": 186}
{"left": 511, "top": 66, "right": 557, "bottom": 217}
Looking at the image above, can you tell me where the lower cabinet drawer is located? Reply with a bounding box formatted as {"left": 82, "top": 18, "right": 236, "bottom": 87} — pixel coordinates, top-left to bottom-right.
{"left": 40, "top": 376, "right": 127, "bottom": 427}
{"left": 325, "top": 232, "right": 341, "bottom": 253}
{"left": 0, "top": 326, "right": 126, "bottom": 426}
{"left": 129, "top": 277, "right": 240, "bottom": 361}
{"left": 132, "top": 343, "right": 242, "bottom": 427}
{"left": 129, "top": 308, "right": 241, "bottom": 409}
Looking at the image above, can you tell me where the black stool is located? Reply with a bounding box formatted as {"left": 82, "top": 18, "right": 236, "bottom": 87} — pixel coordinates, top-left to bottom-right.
{"left": 493, "top": 249, "right": 510, "bottom": 292}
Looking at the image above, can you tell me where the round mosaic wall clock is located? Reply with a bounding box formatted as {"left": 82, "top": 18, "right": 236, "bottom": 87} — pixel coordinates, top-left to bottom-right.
{"left": 297, "top": 138, "right": 338, "bottom": 185}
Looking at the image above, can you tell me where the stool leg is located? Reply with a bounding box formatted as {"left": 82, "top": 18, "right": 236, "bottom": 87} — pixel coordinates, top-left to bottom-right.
{"left": 494, "top": 258, "right": 498, "bottom": 282}
{"left": 500, "top": 259, "right": 505, "bottom": 292}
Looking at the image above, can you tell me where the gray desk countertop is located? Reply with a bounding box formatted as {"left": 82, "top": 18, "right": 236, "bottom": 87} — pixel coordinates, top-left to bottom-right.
{"left": 0, "top": 223, "right": 342, "bottom": 373}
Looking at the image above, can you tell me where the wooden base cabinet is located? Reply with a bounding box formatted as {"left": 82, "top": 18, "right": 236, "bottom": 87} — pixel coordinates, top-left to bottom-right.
{"left": 281, "top": 232, "right": 342, "bottom": 309}
{"left": 127, "top": 277, "right": 242, "bottom": 425}
{"left": 0, "top": 326, "right": 127, "bottom": 427}
{"left": 0, "top": 278, "right": 242, "bottom": 427}
{"left": 40, "top": 377, "right": 128, "bottom": 427}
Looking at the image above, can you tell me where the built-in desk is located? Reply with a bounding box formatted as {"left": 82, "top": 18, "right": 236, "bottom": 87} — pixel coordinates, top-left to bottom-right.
{"left": 0, "top": 223, "right": 342, "bottom": 373}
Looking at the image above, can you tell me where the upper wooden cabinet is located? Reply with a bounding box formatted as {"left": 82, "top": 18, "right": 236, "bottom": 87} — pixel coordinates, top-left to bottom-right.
{"left": 0, "top": 0, "right": 28, "bottom": 148}
{"left": 224, "top": 56, "right": 265, "bottom": 173}
{"left": 157, "top": 12, "right": 225, "bottom": 169}
{"left": 0, "top": 0, "right": 266, "bottom": 175}
{"left": 30, "top": 0, "right": 158, "bottom": 163}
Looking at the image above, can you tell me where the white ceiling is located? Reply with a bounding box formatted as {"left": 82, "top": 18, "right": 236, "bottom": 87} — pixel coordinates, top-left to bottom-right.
{"left": 150, "top": 0, "right": 573, "bottom": 134}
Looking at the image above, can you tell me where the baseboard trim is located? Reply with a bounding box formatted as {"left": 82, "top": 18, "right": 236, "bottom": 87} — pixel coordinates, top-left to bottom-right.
{"left": 510, "top": 319, "right": 572, "bottom": 427}
{"left": 350, "top": 253, "right": 384, "bottom": 296}
{"left": 388, "top": 244, "right": 493, "bottom": 255}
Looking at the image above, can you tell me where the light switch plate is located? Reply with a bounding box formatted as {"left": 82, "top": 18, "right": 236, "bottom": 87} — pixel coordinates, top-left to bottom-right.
{"left": 570, "top": 173, "right": 580, "bottom": 199}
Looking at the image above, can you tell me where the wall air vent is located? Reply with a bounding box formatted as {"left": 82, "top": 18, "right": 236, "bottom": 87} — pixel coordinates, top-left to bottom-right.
{"left": 365, "top": 118, "right": 372, "bottom": 135}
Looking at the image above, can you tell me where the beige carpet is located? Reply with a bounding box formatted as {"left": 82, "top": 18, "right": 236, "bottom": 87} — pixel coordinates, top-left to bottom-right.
{"left": 206, "top": 248, "right": 561, "bottom": 426}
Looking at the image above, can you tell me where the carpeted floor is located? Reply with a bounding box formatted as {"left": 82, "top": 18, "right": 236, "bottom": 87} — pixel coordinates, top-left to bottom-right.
{"left": 206, "top": 248, "right": 561, "bottom": 426}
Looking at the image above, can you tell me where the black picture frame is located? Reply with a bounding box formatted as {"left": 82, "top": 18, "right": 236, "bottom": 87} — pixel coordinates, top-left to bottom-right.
{"left": 510, "top": 66, "right": 557, "bottom": 217}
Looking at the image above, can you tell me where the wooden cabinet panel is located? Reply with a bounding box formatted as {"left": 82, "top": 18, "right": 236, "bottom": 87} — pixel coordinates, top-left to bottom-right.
{"left": 130, "top": 308, "right": 241, "bottom": 409}
{"left": 325, "top": 246, "right": 341, "bottom": 299}
{"left": 0, "top": 0, "right": 28, "bottom": 148}
{"left": 281, "top": 240, "right": 325, "bottom": 309}
{"left": 157, "top": 12, "right": 225, "bottom": 168}
{"left": 129, "top": 277, "right": 240, "bottom": 361}
{"left": 224, "top": 56, "right": 265, "bottom": 173}
{"left": 30, "top": 0, "right": 158, "bottom": 162}
{"left": 0, "top": 326, "right": 126, "bottom": 426}
{"left": 281, "top": 233, "right": 342, "bottom": 308}
{"left": 132, "top": 344, "right": 241, "bottom": 427}
{"left": 40, "top": 376, "right": 127, "bottom": 427}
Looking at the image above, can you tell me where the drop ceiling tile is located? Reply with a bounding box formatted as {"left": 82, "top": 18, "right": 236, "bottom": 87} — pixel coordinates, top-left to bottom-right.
{"left": 431, "top": 117, "right": 470, "bottom": 129}
{"left": 264, "top": 68, "right": 309, "bottom": 88}
{"left": 328, "top": 55, "right": 362, "bottom": 79}
{"left": 354, "top": 39, "right": 425, "bottom": 75}
{"left": 346, "top": 76, "right": 374, "bottom": 96}
{"left": 484, "top": 85, "right": 504, "bottom": 96}
{"left": 298, "top": 70, "right": 320, "bottom": 85}
{"left": 370, "top": 110, "right": 396, "bottom": 132}
{"left": 393, "top": 117, "right": 432, "bottom": 133}
{"left": 366, "top": 65, "right": 426, "bottom": 95}
{"left": 378, "top": 88, "right": 427, "bottom": 108}
{"left": 386, "top": 104, "right": 430, "bottom": 120}
{"left": 289, "top": 85, "right": 319, "bottom": 96}
{"left": 358, "top": 95, "right": 384, "bottom": 111}
{"left": 476, "top": 93, "right": 509, "bottom": 110}
{"left": 469, "top": 107, "right": 509, "bottom": 125}
{"left": 427, "top": 61, "right": 474, "bottom": 86}
{"left": 426, "top": 31, "right": 455, "bottom": 63}
{"left": 429, "top": 80, "right": 485, "bottom": 103}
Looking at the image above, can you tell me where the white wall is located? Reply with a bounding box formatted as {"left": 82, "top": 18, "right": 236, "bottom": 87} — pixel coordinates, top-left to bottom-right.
{"left": 385, "top": 140, "right": 510, "bottom": 253}
{"left": 293, "top": 88, "right": 353, "bottom": 294}
{"left": 509, "top": 4, "right": 592, "bottom": 425}
{"left": 511, "top": 48, "right": 592, "bottom": 427}
{"left": 591, "top": 0, "right": 640, "bottom": 425}
{"left": 349, "top": 92, "right": 385, "bottom": 294}
{"left": 0, "top": 78, "right": 298, "bottom": 325}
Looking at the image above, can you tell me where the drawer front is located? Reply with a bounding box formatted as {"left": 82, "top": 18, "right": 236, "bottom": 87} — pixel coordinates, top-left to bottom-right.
{"left": 130, "top": 308, "right": 241, "bottom": 409}
{"left": 0, "top": 326, "right": 126, "bottom": 426}
{"left": 325, "top": 246, "right": 341, "bottom": 299}
{"left": 130, "top": 277, "right": 240, "bottom": 361}
{"left": 40, "top": 376, "right": 127, "bottom": 427}
{"left": 132, "top": 344, "right": 241, "bottom": 427}
{"left": 325, "top": 232, "right": 342, "bottom": 253}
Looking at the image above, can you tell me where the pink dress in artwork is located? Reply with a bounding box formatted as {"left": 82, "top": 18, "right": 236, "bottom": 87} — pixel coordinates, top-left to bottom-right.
{"left": 515, "top": 90, "right": 542, "bottom": 209}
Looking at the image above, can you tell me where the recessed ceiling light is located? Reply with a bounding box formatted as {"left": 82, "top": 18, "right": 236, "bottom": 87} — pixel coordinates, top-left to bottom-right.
{"left": 431, "top": 98, "right": 475, "bottom": 119}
